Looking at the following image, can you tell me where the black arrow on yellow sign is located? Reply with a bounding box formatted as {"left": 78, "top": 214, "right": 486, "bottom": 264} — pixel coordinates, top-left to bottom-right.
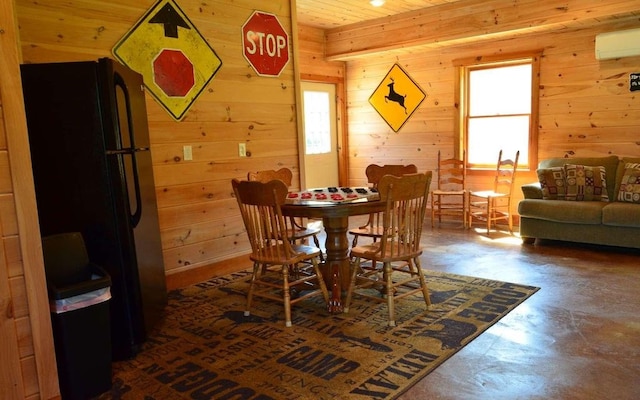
{"left": 149, "top": 2, "right": 190, "bottom": 38}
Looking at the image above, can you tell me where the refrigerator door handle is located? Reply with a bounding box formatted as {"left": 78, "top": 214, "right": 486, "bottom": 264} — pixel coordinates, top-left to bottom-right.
{"left": 106, "top": 147, "right": 149, "bottom": 155}
{"left": 114, "top": 72, "right": 143, "bottom": 228}
{"left": 128, "top": 152, "right": 143, "bottom": 228}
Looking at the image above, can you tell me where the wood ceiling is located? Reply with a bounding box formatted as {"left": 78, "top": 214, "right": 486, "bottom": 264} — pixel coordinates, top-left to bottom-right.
{"left": 295, "top": 0, "right": 463, "bottom": 29}
{"left": 295, "top": 0, "right": 640, "bottom": 60}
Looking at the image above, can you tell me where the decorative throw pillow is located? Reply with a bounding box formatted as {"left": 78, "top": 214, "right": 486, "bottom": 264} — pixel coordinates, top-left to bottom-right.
{"left": 537, "top": 167, "right": 566, "bottom": 200}
{"left": 617, "top": 163, "right": 640, "bottom": 204}
{"left": 564, "top": 164, "right": 609, "bottom": 202}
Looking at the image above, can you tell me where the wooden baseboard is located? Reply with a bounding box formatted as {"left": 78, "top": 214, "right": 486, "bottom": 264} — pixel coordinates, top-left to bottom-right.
{"left": 166, "top": 254, "right": 252, "bottom": 290}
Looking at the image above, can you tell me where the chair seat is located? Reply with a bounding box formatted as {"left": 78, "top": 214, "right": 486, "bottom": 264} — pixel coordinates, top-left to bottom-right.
{"left": 250, "top": 243, "right": 321, "bottom": 264}
{"left": 432, "top": 189, "right": 465, "bottom": 196}
{"left": 351, "top": 242, "right": 423, "bottom": 263}
{"left": 288, "top": 226, "right": 322, "bottom": 241}
{"left": 470, "top": 190, "right": 508, "bottom": 199}
{"left": 288, "top": 226, "right": 324, "bottom": 263}
{"left": 348, "top": 226, "right": 385, "bottom": 238}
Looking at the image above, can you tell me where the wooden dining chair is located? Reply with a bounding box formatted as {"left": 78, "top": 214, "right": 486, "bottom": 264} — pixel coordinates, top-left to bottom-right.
{"left": 467, "top": 150, "right": 520, "bottom": 234}
{"left": 248, "top": 168, "right": 324, "bottom": 261}
{"left": 349, "top": 164, "right": 418, "bottom": 248}
{"left": 431, "top": 150, "right": 467, "bottom": 228}
{"left": 344, "top": 172, "right": 433, "bottom": 327}
{"left": 232, "top": 178, "right": 329, "bottom": 327}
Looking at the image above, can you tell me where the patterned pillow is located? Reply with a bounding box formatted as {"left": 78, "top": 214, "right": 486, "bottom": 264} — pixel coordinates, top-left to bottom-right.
{"left": 537, "top": 167, "right": 566, "bottom": 200}
{"left": 564, "top": 164, "right": 609, "bottom": 202}
{"left": 617, "top": 163, "right": 640, "bottom": 204}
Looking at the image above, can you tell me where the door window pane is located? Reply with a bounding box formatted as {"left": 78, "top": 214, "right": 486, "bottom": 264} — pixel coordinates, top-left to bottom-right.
{"left": 304, "top": 90, "right": 331, "bottom": 155}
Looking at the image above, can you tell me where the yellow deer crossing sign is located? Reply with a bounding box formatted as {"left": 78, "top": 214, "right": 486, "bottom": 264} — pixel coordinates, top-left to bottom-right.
{"left": 369, "top": 63, "right": 426, "bottom": 132}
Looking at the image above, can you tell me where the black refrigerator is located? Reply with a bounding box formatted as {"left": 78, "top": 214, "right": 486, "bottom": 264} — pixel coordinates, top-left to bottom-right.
{"left": 21, "top": 58, "right": 167, "bottom": 360}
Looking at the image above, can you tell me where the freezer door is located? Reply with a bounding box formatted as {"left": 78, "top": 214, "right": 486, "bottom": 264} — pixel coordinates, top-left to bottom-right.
{"left": 102, "top": 59, "right": 168, "bottom": 338}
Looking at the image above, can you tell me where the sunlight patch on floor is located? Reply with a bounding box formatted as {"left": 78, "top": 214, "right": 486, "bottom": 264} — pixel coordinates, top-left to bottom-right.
{"left": 488, "top": 321, "right": 534, "bottom": 346}
{"left": 472, "top": 228, "right": 523, "bottom": 246}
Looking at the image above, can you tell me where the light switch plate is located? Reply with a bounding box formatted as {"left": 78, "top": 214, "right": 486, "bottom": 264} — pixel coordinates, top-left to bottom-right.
{"left": 183, "top": 145, "right": 193, "bottom": 161}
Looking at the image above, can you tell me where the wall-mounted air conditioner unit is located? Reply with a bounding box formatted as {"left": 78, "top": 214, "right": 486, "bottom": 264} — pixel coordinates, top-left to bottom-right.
{"left": 595, "top": 28, "right": 640, "bottom": 60}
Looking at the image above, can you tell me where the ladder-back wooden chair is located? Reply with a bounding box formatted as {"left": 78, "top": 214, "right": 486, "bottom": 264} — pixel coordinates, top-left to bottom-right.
{"left": 248, "top": 168, "right": 324, "bottom": 261}
{"left": 349, "top": 164, "right": 418, "bottom": 248}
{"left": 232, "top": 178, "right": 329, "bottom": 327}
{"left": 468, "top": 150, "right": 520, "bottom": 234}
{"left": 345, "top": 172, "right": 433, "bottom": 327}
{"left": 431, "top": 150, "right": 467, "bottom": 227}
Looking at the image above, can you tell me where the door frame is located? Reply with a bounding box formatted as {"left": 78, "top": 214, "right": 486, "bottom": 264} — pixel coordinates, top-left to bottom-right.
{"left": 299, "top": 74, "right": 348, "bottom": 187}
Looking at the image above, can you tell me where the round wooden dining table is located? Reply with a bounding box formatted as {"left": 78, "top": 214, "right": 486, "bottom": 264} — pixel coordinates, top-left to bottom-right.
{"left": 281, "top": 198, "right": 385, "bottom": 313}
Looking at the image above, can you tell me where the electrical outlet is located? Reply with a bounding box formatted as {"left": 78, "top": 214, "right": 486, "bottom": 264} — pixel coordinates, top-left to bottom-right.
{"left": 238, "top": 143, "right": 247, "bottom": 157}
{"left": 183, "top": 145, "right": 193, "bottom": 161}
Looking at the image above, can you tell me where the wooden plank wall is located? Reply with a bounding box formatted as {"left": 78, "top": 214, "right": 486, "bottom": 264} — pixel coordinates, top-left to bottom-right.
{"left": 342, "top": 18, "right": 640, "bottom": 196}
{"left": 15, "top": 0, "right": 297, "bottom": 280}
{"left": 2, "top": 0, "right": 59, "bottom": 398}
{"left": 0, "top": 87, "right": 34, "bottom": 400}
{"left": 298, "top": 24, "right": 346, "bottom": 80}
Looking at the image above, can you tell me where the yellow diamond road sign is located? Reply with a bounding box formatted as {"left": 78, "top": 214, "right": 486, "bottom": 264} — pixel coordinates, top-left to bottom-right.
{"left": 369, "top": 63, "right": 426, "bottom": 132}
{"left": 113, "top": 0, "right": 222, "bottom": 121}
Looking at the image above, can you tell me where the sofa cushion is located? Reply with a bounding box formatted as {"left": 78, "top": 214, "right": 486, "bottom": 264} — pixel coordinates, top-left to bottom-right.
{"left": 564, "top": 164, "right": 608, "bottom": 202}
{"left": 614, "top": 157, "right": 640, "bottom": 195}
{"left": 602, "top": 202, "right": 640, "bottom": 227}
{"left": 616, "top": 163, "right": 640, "bottom": 204}
{"left": 521, "top": 182, "right": 543, "bottom": 199}
{"left": 539, "top": 156, "right": 619, "bottom": 200}
{"left": 518, "top": 199, "right": 605, "bottom": 224}
{"left": 537, "top": 167, "right": 566, "bottom": 200}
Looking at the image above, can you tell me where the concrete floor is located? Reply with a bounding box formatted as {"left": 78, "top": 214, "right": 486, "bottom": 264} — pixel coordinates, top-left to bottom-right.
{"left": 396, "top": 221, "right": 640, "bottom": 400}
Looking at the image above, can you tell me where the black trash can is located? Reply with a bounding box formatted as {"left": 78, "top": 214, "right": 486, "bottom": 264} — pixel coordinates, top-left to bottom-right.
{"left": 43, "top": 232, "right": 113, "bottom": 400}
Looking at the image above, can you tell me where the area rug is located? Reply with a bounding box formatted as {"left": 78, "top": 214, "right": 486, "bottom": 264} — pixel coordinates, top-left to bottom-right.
{"left": 102, "top": 269, "right": 539, "bottom": 399}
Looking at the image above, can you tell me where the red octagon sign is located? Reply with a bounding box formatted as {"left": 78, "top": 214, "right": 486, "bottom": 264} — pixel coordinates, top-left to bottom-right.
{"left": 153, "top": 49, "right": 195, "bottom": 97}
{"left": 242, "top": 11, "right": 290, "bottom": 77}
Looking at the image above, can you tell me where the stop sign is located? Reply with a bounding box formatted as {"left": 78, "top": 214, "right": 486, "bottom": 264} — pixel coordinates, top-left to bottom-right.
{"left": 153, "top": 49, "right": 195, "bottom": 97}
{"left": 242, "top": 11, "right": 290, "bottom": 77}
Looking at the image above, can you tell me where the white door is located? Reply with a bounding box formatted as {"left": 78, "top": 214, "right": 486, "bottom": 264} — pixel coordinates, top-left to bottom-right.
{"left": 301, "top": 81, "right": 339, "bottom": 189}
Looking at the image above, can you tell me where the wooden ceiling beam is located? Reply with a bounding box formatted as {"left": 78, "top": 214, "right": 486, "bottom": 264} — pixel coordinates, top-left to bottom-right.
{"left": 324, "top": 0, "right": 640, "bottom": 60}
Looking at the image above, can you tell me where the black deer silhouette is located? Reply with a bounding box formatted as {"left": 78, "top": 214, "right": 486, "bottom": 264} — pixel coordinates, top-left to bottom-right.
{"left": 385, "top": 77, "right": 407, "bottom": 114}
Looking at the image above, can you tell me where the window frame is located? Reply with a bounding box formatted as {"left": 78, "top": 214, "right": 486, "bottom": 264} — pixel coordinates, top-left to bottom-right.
{"left": 454, "top": 51, "right": 541, "bottom": 173}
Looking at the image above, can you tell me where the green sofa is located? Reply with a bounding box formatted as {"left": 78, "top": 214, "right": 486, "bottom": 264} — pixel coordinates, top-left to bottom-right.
{"left": 518, "top": 155, "right": 640, "bottom": 249}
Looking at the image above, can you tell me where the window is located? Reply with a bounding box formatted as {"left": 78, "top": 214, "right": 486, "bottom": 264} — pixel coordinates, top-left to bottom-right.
{"left": 459, "top": 55, "right": 539, "bottom": 170}
{"left": 303, "top": 90, "right": 331, "bottom": 155}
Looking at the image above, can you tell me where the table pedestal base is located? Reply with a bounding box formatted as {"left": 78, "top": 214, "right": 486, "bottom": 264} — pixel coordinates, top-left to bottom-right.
{"left": 322, "top": 216, "right": 350, "bottom": 313}
{"left": 281, "top": 200, "right": 385, "bottom": 315}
